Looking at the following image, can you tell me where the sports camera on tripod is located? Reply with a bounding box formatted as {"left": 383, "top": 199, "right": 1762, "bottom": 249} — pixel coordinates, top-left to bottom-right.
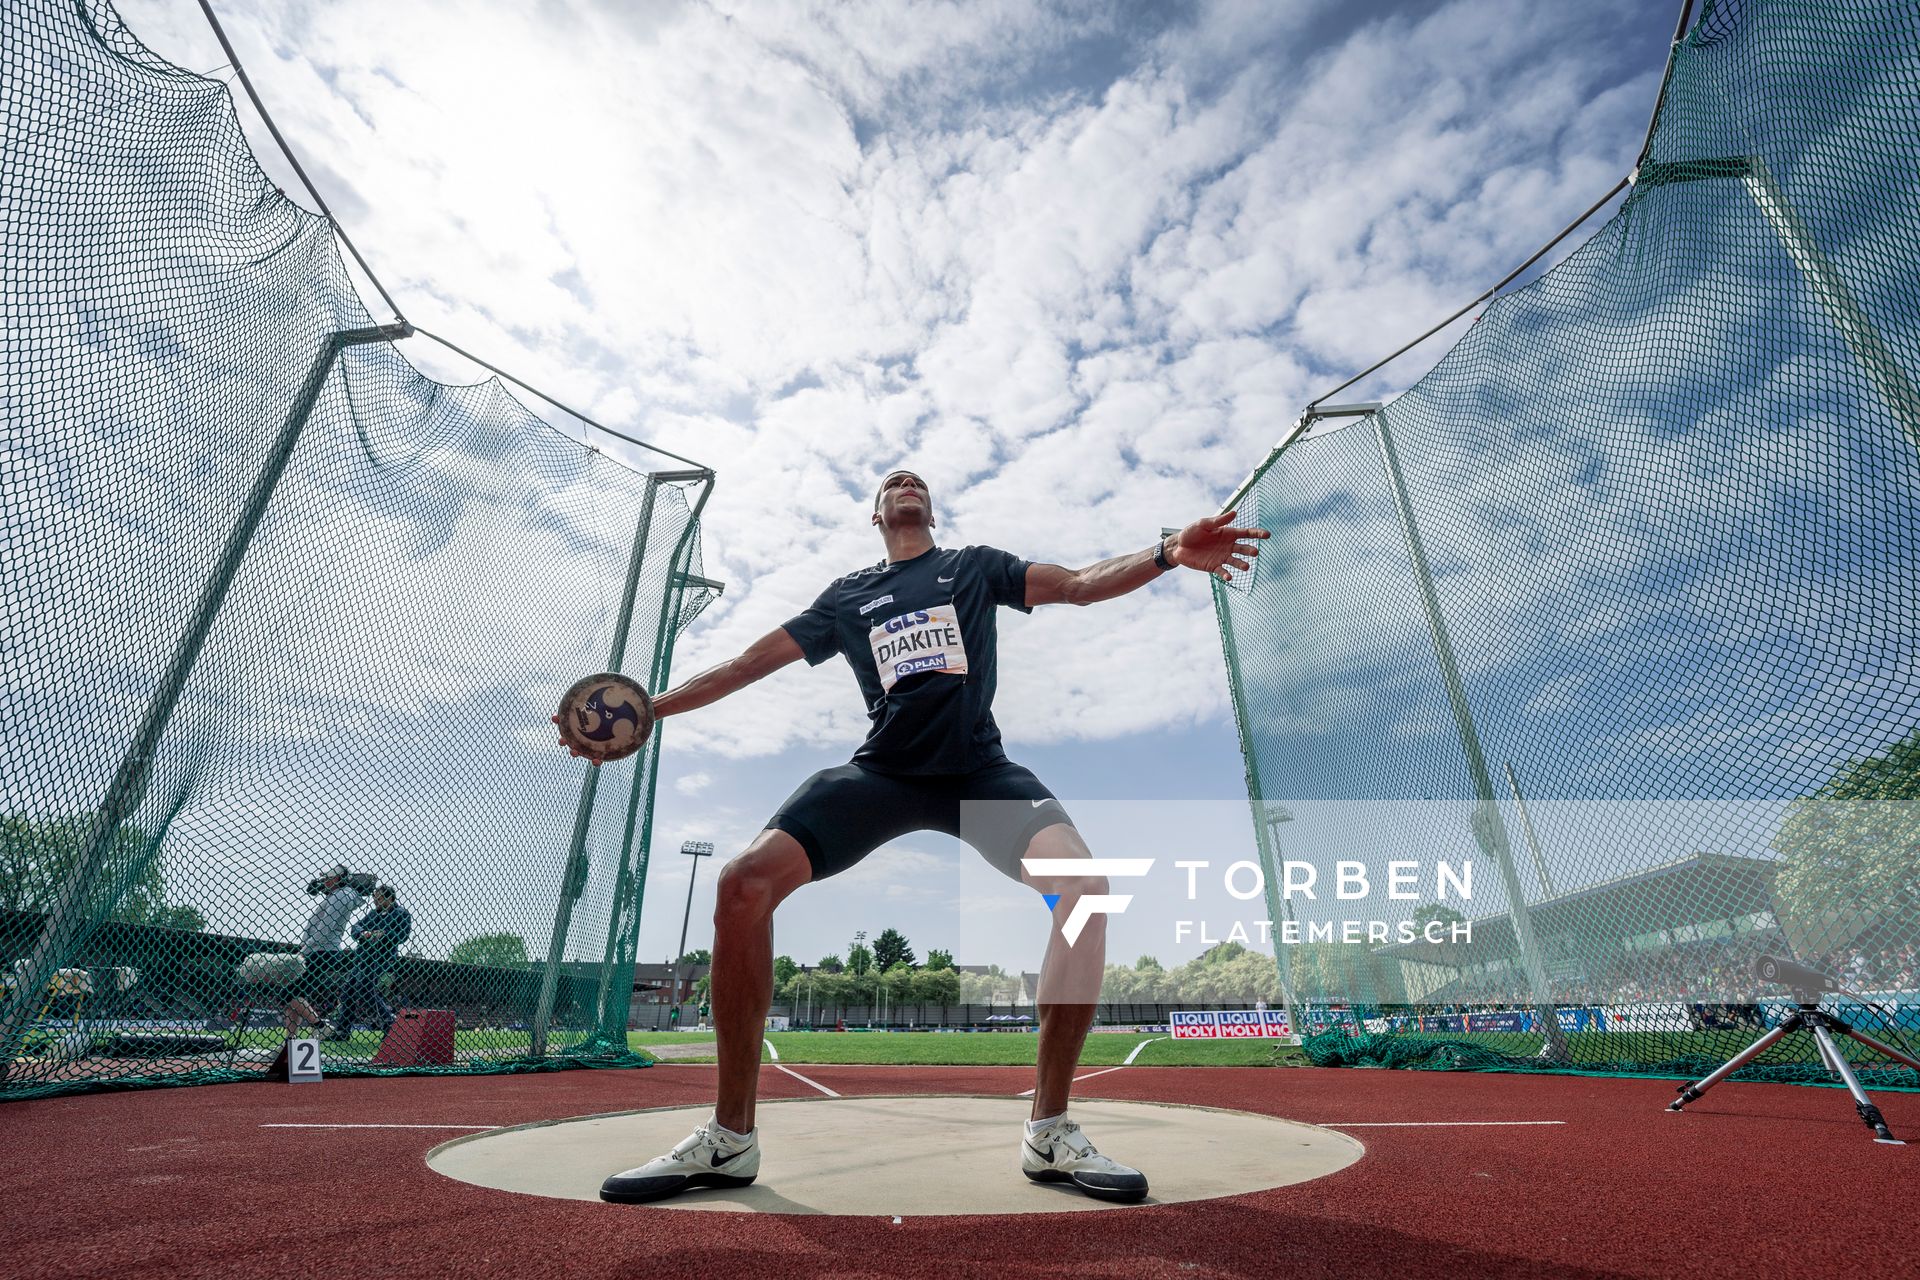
{"left": 307, "top": 870, "right": 377, "bottom": 896}
{"left": 1666, "top": 953, "right": 1920, "bottom": 1144}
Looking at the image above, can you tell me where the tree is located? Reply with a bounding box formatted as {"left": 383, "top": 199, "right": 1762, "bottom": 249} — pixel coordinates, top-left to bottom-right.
{"left": 1410, "top": 903, "right": 1466, "bottom": 935}
{"left": 773, "top": 955, "right": 798, "bottom": 986}
{"left": 448, "top": 933, "right": 530, "bottom": 968}
{"left": 1774, "top": 730, "right": 1920, "bottom": 949}
{"left": 1, "top": 814, "right": 206, "bottom": 930}
{"left": 1135, "top": 955, "right": 1163, "bottom": 972}
{"left": 816, "top": 953, "right": 844, "bottom": 973}
{"left": 847, "top": 942, "right": 873, "bottom": 976}
{"left": 677, "top": 948, "right": 711, "bottom": 966}
{"left": 957, "top": 964, "right": 1019, "bottom": 1004}
{"left": 149, "top": 904, "right": 207, "bottom": 932}
{"left": 925, "top": 948, "right": 955, "bottom": 971}
{"left": 873, "top": 927, "right": 916, "bottom": 970}
{"left": 911, "top": 967, "right": 960, "bottom": 1003}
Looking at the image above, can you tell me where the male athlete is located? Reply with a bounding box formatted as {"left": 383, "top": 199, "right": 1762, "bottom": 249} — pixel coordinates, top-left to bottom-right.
{"left": 562, "top": 469, "right": 1265, "bottom": 1204}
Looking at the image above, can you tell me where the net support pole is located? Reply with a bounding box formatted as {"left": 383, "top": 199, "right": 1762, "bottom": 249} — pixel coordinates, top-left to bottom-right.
{"left": 0, "top": 323, "right": 410, "bottom": 1070}
{"left": 1739, "top": 157, "right": 1920, "bottom": 450}
{"left": 1372, "top": 405, "right": 1569, "bottom": 1058}
{"left": 591, "top": 475, "right": 721, "bottom": 1036}
{"left": 1504, "top": 761, "right": 1558, "bottom": 899}
{"left": 1634, "top": 155, "right": 1920, "bottom": 450}
{"left": 531, "top": 474, "right": 664, "bottom": 1057}
{"left": 613, "top": 477, "right": 718, "bottom": 1030}
{"left": 1207, "top": 566, "right": 1299, "bottom": 1030}
{"left": 1260, "top": 807, "right": 1301, "bottom": 1038}
{"left": 532, "top": 469, "right": 714, "bottom": 1056}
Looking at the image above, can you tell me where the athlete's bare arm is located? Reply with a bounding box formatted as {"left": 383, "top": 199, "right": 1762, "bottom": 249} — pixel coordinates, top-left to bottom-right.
{"left": 552, "top": 627, "right": 803, "bottom": 758}
{"left": 651, "top": 627, "right": 806, "bottom": 718}
{"left": 1024, "top": 510, "right": 1269, "bottom": 607}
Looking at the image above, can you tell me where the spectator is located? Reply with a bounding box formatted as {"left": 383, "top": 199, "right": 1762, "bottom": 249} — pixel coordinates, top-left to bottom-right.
{"left": 282, "top": 865, "right": 367, "bottom": 1037}
{"left": 333, "top": 885, "right": 411, "bottom": 1041}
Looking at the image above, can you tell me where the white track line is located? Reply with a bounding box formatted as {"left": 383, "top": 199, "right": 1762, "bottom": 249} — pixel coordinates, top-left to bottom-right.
{"left": 1315, "top": 1120, "right": 1567, "bottom": 1128}
{"left": 1067, "top": 1065, "right": 1128, "bottom": 1084}
{"left": 1124, "top": 1037, "right": 1166, "bottom": 1065}
{"left": 774, "top": 1063, "right": 840, "bottom": 1098}
{"left": 1017, "top": 1063, "right": 1131, "bottom": 1098}
{"left": 260, "top": 1123, "right": 497, "bottom": 1130}
{"left": 765, "top": 1040, "right": 781, "bottom": 1062}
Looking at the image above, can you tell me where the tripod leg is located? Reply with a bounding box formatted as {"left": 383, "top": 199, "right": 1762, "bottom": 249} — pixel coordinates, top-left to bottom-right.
{"left": 1669, "top": 1021, "right": 1794, "bottom": 1111}
{"left": 1840, "top": 1025, "right": 1920, "bottom": 1076}
{"left": 1812, "top": 1026, "right": 1843, "bottom": 1074}
{"left": 1810, "top": 1024, "right": 1903, "bottom": 1144}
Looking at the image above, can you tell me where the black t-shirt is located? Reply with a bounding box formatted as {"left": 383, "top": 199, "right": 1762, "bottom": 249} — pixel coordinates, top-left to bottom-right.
{"left": 781, "top": 544, "right": 1032, "bottom": 775}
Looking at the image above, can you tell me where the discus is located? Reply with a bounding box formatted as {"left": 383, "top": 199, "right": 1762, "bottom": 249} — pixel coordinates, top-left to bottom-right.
{"left": 554, "top": 672, "right": 655, "bottom": 764}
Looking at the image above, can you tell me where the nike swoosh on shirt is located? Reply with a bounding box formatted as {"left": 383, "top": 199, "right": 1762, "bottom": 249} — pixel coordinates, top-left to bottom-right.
{"left": 1030, "top": 799, "right": 1049, "bottom": 808}
{"left": 937, "top": 575, "right": 955, "bottom": 583}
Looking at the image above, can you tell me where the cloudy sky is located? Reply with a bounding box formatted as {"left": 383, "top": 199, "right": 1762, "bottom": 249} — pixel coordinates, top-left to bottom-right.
{"left": 110, "top": 0, "right": 1684, "bottom": 972}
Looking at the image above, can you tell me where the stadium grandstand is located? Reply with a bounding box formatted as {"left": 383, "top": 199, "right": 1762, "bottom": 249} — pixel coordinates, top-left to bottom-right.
{"left": 1365, "top": 853, "right": 1918, "bottom": 1046}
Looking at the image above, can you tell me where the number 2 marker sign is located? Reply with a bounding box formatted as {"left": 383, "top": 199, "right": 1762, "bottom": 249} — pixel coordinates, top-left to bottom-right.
{"left": 287, "top": 1037, "right": 323, "bottom": 1084}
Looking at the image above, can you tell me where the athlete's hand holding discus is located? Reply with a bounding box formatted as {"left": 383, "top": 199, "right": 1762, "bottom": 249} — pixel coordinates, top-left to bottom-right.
{"left": 551, "top": 673, "right": 655, "bottom": 767}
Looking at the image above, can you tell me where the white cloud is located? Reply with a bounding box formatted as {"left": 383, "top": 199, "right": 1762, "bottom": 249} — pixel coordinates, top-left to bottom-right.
{"left": 106, "top": 0, "right": 1664, "bottom": 765}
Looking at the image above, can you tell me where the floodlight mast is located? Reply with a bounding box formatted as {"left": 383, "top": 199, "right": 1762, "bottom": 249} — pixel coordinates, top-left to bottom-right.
{"left": 669, "top": 841, "right": 716, "bottom": 1023}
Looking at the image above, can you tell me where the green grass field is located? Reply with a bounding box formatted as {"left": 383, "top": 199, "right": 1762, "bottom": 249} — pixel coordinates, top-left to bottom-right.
{"left": 1375, "top": 1028, "right": 1920, "bottom": 1069}
{"left": 274, "top": 1023, "right": 1916, "bottom": 1078}
{"left": 627, "top": 1029, "right": 1301, "bottom": 1067}
{"left": 622, "top": 1025, "right": 1920, "bottom": 1074}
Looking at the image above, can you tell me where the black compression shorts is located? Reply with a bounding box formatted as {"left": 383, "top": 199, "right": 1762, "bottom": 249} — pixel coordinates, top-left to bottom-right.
{"left": 768, "top": 760, "right": 1074, "bottom": 882}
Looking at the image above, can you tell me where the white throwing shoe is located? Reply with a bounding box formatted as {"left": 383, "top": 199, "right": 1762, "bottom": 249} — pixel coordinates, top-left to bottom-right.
{"left": 600, "top": 1118, "right": 760, "bottom": 1204}
{"left": 1020, "top": 1115, "right": 1149, "bottom": 1202}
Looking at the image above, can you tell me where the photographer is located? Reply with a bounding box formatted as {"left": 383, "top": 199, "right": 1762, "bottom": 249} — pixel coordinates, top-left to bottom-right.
{"left": 333, "top": 885, "right": 411, "bottom": 1041}
{"left": 281, "top": 865, "right": 372, "bottom": 1037}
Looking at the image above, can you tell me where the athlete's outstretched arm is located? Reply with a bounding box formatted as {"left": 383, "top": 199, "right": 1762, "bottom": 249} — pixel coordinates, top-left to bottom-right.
{"left": 649, "top": 626, "right": 807, "bottom": 718}
{"left": 1024, "top": 510, "right": 1269, "bottom": 607}
{"left": 552, "top": 627, "right": 804, "bottom": 759}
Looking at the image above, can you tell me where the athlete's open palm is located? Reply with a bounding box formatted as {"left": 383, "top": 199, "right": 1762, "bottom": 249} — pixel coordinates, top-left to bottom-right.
{"left": 1169, "top": 511, "right": 1269, "bottom": 582}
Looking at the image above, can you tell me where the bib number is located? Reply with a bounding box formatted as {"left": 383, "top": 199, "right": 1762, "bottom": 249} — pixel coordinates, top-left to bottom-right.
{"left": 868, "top": 605, "right": 968, "bottom": 692}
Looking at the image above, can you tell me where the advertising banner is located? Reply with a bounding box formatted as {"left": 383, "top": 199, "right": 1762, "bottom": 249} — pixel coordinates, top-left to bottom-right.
{"left": 1169, "top": 1010, "right": 1292, "bottom": 1039}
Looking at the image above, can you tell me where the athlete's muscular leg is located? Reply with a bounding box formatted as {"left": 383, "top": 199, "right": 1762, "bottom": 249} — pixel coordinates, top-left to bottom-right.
{"left": 1019, "top": 822, "right": 1107, "bottom": 1122}
{"left": 710, "top": 829, "right": 812, "bottom": 1134}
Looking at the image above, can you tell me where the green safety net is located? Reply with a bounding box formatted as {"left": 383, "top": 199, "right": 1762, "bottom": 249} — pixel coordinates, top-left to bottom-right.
{"left": 1, "top": 0, "right": 716, "bottom": 1099}
{"left": 1216, "top": 0, "right": 1919, "bottom": 1085}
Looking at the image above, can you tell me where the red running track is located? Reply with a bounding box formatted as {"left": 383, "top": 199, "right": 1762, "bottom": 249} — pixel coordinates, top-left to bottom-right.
{"left": 2, "top": 1064, "right": 1913, "bottom": 1279}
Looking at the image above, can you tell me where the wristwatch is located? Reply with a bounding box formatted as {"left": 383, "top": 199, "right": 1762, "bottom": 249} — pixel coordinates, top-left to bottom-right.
{"left": 1152, "top": 537, "right": 1174, "bottom": 572}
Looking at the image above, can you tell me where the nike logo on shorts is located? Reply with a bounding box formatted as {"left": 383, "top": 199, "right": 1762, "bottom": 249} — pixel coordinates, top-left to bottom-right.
{"left": 1030, "top": 799, "right": 1049, "bottom": 808}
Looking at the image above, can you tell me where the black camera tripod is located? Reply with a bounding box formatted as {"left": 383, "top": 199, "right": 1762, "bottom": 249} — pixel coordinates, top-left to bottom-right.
{"left": 1667, "top": 989, "right": 1920, "bottom": 1144}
